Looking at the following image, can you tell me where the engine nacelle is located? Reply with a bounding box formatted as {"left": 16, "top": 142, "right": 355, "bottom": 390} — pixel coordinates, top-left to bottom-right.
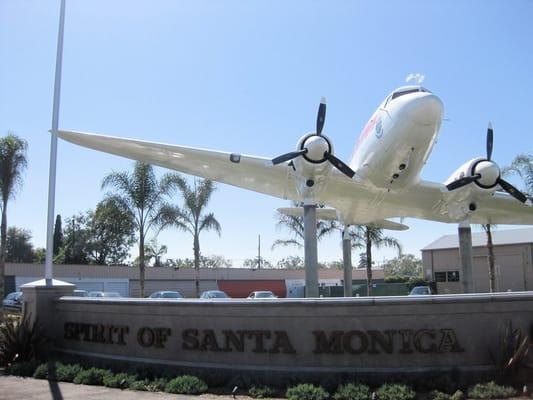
{"left": 291, "top": 133, "right": 334, "bottom": 198}
{"left": 445, "top": 157, "right": 501, "bottom": 193}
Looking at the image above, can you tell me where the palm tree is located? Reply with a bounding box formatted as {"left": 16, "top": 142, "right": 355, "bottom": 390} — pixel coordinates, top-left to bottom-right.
{"left": 271, "top": 203, "right": 337, "bottom": 249}
{"left": 0, "top": 133, "right": 28, "bottom": 300}
{"left": 160, "top": 178, "right": 221, "bottom": 297}
{"left": 482, "top": 224, "right": 496, "bottom": 292}
{"left": 351, "top": 226, "right": 402, "bottom": 296}
{"left": 144, "top": 238, "right": 168, "bottom": 267}
{"left": 101, "top": 162, "right": 179, "bottom": 297}
{"left": 503, "top": 154, "right": 532, "bottom": 196}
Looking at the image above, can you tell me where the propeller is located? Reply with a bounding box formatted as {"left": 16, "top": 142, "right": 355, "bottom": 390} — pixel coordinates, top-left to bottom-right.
{"left": 316, "top": 97, "right": 326, "bottom": 135}
{"left": 446, "top": 123, "right": 531, "bottom": 205}
{"left": 271, "top": 98, "right": 356, "bottom": 179}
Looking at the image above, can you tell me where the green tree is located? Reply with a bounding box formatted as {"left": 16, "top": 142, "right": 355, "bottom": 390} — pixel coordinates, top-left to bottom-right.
{"left": 276, "top": 255, "right": 304, "bottom": 269}
{"left": 243, "top": 257, "right": 273, "bottom": 269}
{"left": 102, "top": 162, "right": 179, "bottom": 297}
{"left": 63, "top": 213, "right": 90, "bottom": 264}
{"left": 0, "top": 133, "right": 28, "bottom": 299}
{"left": 85, "top": 199, "right": 136, "bottom": 265}
{"left": 383, "top": 254, "right": 422, "bottom": 279}
{"left": 200, "top": 254, "right": 232, "bottom": 268}
{"left": 53, "top": 214, "right": 63, "bottom": 256}
{"left": 351, "top": 226, "right": 402, "bottom": 296}
{"left": 6, "top": 227, "right": 34, "bottom": 263}
{"left": 160, "top": 178, "right": 221, "bottom": 297}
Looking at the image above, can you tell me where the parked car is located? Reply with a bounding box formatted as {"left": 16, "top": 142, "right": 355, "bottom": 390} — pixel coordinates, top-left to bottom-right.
{"left": 149, "top": 291, "right": 183, "bottom": 299}
{"left": 2, "top": 291, "right": 23, "bottom": 311}
{"left": 72, "top": 289, "right": 89, "bottom": 297}
{"left": 200, "top": 290, "right": 230, "bottom": 299}
{"left": 408, "top": 286, "right": 434, "bottom": 295}
{"left": 88, "top": 291, "right": 121, "bottom": 298}
{"left": 247, "top": 291, "right": 278, "bottom": 299}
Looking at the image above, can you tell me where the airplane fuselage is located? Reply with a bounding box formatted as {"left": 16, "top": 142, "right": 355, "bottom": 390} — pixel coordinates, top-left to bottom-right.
{"left": 349, "top": 86, "right": 443, "bottom": 190}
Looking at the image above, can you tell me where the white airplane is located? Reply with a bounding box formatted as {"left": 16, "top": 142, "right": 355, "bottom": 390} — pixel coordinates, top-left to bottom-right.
{"left": 58, "top": 85, "right": 533, "bottom": 230}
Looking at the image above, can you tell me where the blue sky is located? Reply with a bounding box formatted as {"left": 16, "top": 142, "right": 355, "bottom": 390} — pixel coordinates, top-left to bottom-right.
{"left": 1, "top": 0, "right": 532, "bottom": 267}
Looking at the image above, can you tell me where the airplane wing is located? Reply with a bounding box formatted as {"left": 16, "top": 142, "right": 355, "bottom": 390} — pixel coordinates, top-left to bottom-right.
{"left": 318, "top": 174, "right": 533, "bottom": 226}
{"left": 58, "top": 130, "right": 300, "bottom": 201}
{"left": 58, "top": 130, "right": 533, "bottom": 226}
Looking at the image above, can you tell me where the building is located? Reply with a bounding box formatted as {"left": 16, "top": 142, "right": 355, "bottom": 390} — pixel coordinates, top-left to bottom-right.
{"left": 422, "top": 227, "right": 533, "bottom": 294}
{"left": 4, "top": 263, "right": 385, "bottom": 298}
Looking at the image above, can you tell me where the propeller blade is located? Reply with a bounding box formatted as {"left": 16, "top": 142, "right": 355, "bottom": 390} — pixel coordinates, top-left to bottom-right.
{"left": 497, "top": 178, "right": 530, "bottom": 203}
{"left": 486, "top": 122, "right": 493, "bottom": 161}
{"left": 272, "top": 149, "right": 307, "bottom": 165}
{"left": 316, "top": 97, "right": 326, "bottom": 135}
{"left": 446, "top": 174, "right": 481, "bottom": 191}
{"left": 324, "top": 152, "right": 355, "bottom": 178}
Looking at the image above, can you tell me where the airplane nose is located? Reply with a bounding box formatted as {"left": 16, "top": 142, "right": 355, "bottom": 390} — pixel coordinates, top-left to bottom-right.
{"left": 404, "top": 93, "right": 443, "bottom": 125}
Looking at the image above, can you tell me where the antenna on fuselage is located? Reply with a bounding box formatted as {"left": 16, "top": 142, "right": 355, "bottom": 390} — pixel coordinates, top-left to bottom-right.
{"left": 405, "top": 73, "right": 425, "bottom": 85}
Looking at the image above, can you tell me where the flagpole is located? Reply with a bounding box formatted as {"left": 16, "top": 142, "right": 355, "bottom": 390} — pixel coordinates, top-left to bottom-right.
{"left": 45, "top": 0, "right": 66, "bottom": 285}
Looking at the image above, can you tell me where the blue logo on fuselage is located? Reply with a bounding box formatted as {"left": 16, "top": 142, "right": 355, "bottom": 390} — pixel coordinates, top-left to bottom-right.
{"left": 375, "top": 118, "right": 383, "bottom": 138}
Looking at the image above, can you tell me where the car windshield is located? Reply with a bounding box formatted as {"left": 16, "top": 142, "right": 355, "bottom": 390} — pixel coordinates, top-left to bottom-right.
{"left": 410, "top": 287, "right": 429, "bottom": 295}
{"left": 210, "top": 291, "right": 228, "bottom": 298}
{"left": 102, "top": 292, "right": 121, "bottom": 297}
{"left": 162, "top": 292, "right": 182, "bottom": 298}
{"left": 255, "top": 292, "right": 274, "bottom": 298}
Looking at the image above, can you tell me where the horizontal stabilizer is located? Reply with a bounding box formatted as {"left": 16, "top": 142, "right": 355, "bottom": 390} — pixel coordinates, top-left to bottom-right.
{"left": 277, "top": 207, "right": 338, "bottom": 220}
{"left": 277, "top": 207, "right": 409, "bottom": 231}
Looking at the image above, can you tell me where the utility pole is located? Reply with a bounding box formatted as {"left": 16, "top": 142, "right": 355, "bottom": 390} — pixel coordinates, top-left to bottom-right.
{"left": 257, "top": 234, "right": 261, "bottom": 269}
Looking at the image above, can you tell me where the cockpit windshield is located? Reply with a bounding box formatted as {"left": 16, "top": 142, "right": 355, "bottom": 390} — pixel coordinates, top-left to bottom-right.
{"left": 391, "top": 87, "right": 431, "bottom": 101}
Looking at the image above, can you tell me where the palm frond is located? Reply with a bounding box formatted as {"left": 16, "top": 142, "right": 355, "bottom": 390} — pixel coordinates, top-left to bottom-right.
{"left": 271, "top": 239, "right": 303, "bottom": 250}
{"left": 199, "top": 213, "right": 221, "bottom": 236}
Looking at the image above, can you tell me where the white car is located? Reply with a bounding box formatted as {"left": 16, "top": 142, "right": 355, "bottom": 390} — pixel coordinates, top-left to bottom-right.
{"left": 247, "top": 291, "right": 278, "bottom": 299}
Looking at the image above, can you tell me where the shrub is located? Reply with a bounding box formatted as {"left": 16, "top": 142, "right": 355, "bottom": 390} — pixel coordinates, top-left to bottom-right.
{"left": 431, "top": 390, "right": 465, "bottom": 400}
{"left": 249, "top": 385, "right": 276, "bottom": 398}
{"left": 33, "top": 363, "right": 49, "bottom": 379}
{"left": 165, "top": 375, "right": 208, "bottom": 395}
{"left": 73, "top": 367, "right": 112, "bottom": 385}
{"left": 130, "top": 379, "right": 150, "bottom": 391}
{"left": 6, "top": 360, "right": 38, "bottom": 377}
{"left": 286, "top": 383, "right": 329, "bottom": 400}
{"left": 334, "top": 383, "right": 371, "bottom": 400}
{"left": 103, "top": 372, "right": 137, "bottom": 389}
{"left": 468, "top": 381, "right": 517, "bottom": 399}
{"left": 376, "top": 383, "right": 415, "bottom": 400}
{"left": 146, "top": 377, "right": 168, "bottom": 392}
{"left": 0, "top": 314, "right": 47, "bottom": 366}
{"left": 56, "top": 363, "right": 83, "bottom": 382}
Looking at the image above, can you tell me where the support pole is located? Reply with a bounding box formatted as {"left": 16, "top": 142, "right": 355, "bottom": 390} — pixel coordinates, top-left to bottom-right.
{"left": 45, "top": 0, "right": 66, "bottom": 285}
{"left": 303, "top": 203, "right": 318, "bottom": 297}
{"left": 458, "top": 220, "right": 474, "bottom": 293}
{"left": 342, "top": 226, "right": 352, "bottom": 297}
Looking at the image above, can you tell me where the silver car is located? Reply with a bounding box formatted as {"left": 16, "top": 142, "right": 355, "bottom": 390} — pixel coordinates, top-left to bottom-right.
{"left": 149, "top": 291, "right": 183, "bottom": 299}
{"left": 247, "top": 291, "right": 278, "bottom": 299}
{"left": 3, "top": 291, "right": 23, "bottom": 311}
{"left": 200, "top": 290, "right": 230, "bottom": 299}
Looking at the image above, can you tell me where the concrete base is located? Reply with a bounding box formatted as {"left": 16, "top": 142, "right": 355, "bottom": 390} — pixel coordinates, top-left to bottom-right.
{"left": 36, "top": 291, "right": 533, "bottom": 386}
{"left": 21, "top": 279, "right": 74, "bottom": 336}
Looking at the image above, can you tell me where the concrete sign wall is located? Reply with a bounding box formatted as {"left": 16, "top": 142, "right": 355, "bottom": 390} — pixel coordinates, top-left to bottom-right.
{"left": 26, "top": 291, "right": 532, "bottom": 384}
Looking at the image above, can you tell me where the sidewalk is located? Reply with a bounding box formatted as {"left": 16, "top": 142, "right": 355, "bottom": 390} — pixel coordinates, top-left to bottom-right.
{"left": 0, "top": 375, "right": 255, "bottom": 400}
